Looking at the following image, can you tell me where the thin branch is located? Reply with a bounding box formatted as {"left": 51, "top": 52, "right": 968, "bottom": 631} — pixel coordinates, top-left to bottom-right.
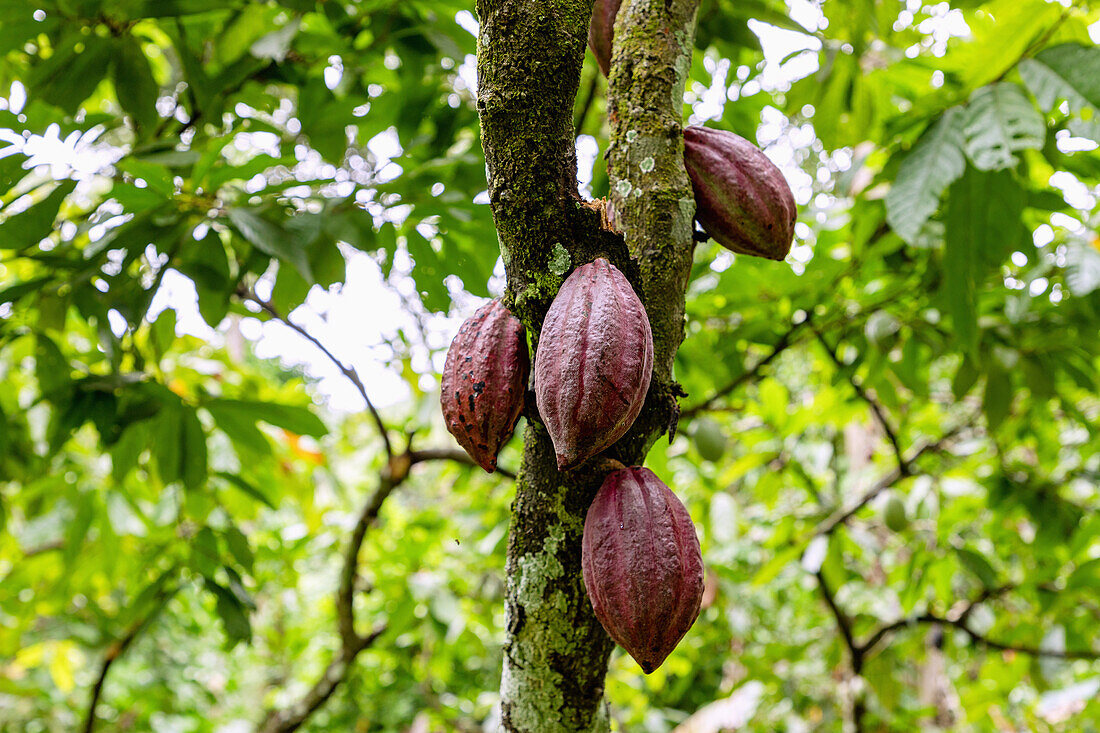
{"left": 863, "top": 613, "right": 1100, "bottom": 661}
{"left": 815, "top": 571, "right": 865, "bottom": 733}
{"left": 82, "top": 584, "right": 177, "bottom": 733}
{"left": 238, "top": 287, "right": 393, "bottom": 460}
{"left": 813, "top": 328, "right": 906, "bottom": 477}
{"left": 817, "top": 571, "right": 861, "bottom": 671}
{"left": 258, "top": 624, "right": 387, "bottom": 733}
{"left": 861, "top": 586, "right": 1010, "bottom": 655}
{"left": 410, "top": 447, "right": 517, "bottom": 480}
{"left": 257, "top": 448, "right": 511, "bottom": 733}
{"left": 813, "top": 421, "right": 969, "bottom": 538}
{"left": 681, "top": 319, "right": 807, "bottom": 418}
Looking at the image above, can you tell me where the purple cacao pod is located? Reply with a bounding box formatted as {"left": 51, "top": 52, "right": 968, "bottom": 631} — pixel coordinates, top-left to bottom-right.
{"left": 441, "top": 299, "right": 529, "bottom": 473}
{"left": 582, "top": 466, "right": 704, "bottom": 673}
{"left": 588, "top": 0, "right": 622, "bottom": 76}
{"left": 534, "top": 258, "right": 653, "bottom": 470}
{"left": 683, "top": 125, "right": 797, "bottom": 261}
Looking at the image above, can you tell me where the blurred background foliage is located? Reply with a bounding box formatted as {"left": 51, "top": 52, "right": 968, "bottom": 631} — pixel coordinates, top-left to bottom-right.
{"left": 1, "top": 0, "right": 1099, "bottom": 730}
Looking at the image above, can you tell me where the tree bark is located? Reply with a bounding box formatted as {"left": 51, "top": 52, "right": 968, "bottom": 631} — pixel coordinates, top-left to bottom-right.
{"left": 475, "top": 0, "right": 698, "bottom": 729}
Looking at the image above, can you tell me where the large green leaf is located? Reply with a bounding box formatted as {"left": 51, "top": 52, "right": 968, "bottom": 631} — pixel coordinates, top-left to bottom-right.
{"left": 204, "top": 398, "right": 327, "bottom": 438}
{"left": 227, "top": 208, "right": 315, "bottom": 283}
{"left": 963, "top": 83, "right": 1045, "bottom": 171}
{"left": 111, "top": 35, "right": 160, "bottom": 136}
{"left": 1, "top": 181, "right": 77, "bottom": 251}
{"left": 27, "top": 34, "right": 113, "bottom": 114}
{"left": 940, "top": 167, "right": 1026, "bottom": 357}
{"left": 1020, "top": 43, "right": 1100, "bottom": 143}
{"left": 885, "top": 108, "right": 967, "bottom": 244}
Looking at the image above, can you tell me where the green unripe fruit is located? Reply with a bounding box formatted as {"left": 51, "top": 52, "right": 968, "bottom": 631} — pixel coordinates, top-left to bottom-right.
{"left": 883, "top": 495, "right": 908, "bottom": 533}
{"left": 692, "top": 418, "right": 727, "bottom": 462}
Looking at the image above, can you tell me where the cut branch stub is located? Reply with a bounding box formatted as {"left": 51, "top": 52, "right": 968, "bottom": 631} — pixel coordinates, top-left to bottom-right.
{"left": 441, "top": 299, "right": 529, "bottom": 472}
{"left": 588, "top": 0, "right": 622, "bottom": 76}
{"left": 534, "top": 257, "right": 654, "bottom": 470}
{"left": 683, "top": 125, "right": 797, "bottom": 261}
{"left": 581, "top": 466, "right": 704, "bottom": 674}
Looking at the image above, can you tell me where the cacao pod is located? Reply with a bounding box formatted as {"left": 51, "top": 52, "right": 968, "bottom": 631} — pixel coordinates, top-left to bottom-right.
{"left": 441, "top": 299, "right": 529, "bottom": 473}
{"left": 683, "top": 125, "right": 797, "bottom": 261}
{"left": 883, "top": 494, "right": 908, "bottom": 533}
{"left": 692, "top": 417, "right": 727, "bottom": 462}
{"left": 582, "top": 466, "right": 704, "bottom": 673}
{"left": 588, "top": 0, "right": 622, "bottom": 76}
{"left": 534, "top": 258, "right": 653, "bottom": 470}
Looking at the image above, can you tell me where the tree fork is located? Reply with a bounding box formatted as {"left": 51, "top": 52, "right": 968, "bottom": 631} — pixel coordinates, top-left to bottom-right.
{"left": 476, "top": 0, "right": 698, "bottom": 729}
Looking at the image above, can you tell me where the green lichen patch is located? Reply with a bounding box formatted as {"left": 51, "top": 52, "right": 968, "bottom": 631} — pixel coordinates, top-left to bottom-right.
{"left": 549, "top": 242, "right": 571, "bottom": 275}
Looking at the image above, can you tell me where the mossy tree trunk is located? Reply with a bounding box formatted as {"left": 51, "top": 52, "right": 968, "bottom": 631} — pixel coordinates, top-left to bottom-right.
{"left": 475, "top": 0, "right": 699, "bottom": 729}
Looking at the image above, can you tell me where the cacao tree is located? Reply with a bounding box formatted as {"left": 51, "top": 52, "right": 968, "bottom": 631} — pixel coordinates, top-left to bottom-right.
{"left": 2, "top": 0, "right": 1100, "bottom": 732}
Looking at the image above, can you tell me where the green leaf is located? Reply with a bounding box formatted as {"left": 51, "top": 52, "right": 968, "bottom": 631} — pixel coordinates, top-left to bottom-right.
{"left": 945, "top": 0, "right": 1060, "bottom": 90}
{"left": 249, "top": 17, "right": 301, "bottom": 62}
{"left": 192, "top": 526, "right": 221, "bottom": 578}
{"left": 29, "top": 34, "right": 113, "bottom": 114}
{"left": 111, "top": 420, "right": 148, "bottom": 482}
{"left": 0, "top": 276, "right": 52, "bottom": 305}
{"left": 1067, "top": 558, "right": 1100, "bottom": 591}
{"left": 205, "top": 398, "right": 327, "bottom": 438}
{"left": 1, "top": 180, "right": 77, "bottom": 251}
{"left": 1020, "top": 43, "right": 1100, "bottom": 142}
{"left": 956, "top": 547, "right": 998, "bottom": 588}
{"left": 885, "top": 108, "right": 967, "bottom": 244}
{"left": 952, "top": 357, "right": 980, "bottom": 400}
{"left": 215, "top": 472, "right": 276, "bottom": 510}
{"left": 180, "top": 405, "right": 208, "bottom": 491}
{"left": 963, "top": 83, "right": 1045, "bottom": 171}
{"left": 214, "top": 4, "right": 279, "bottom": 67}
{"left": 111, "top": 35, "right": 160, "bottom": 136}
{"left": 1064, "top": 239, "right": 1100, "bottom": 296}
{"left": 405, "top": 229, "right": 451, "bottom": 312}
{"left": 223, "top": 524, "right": 254, "bottom": 573}
{"left": 116, "top": 158, "right": 175, "bottom": 197}
{"left": 204, "top": 402, "right": 271, "bottom": 456}
{"left": 34, "top": 334, "right": 70, "bottom": 397}
{"left": 205, "top": 577, "right": 252, "bottom": 646}
{"left": 227, "top": 208, "right": 314, "bottom": 283}
{"left": 940, "top": 168, "right": 1025, "bottom": 357}
{"left": 152, "top": 400, "right": 183, "bottom": 485}
{"left": 983, "top": 365, "right": 1013, "bottom": 431}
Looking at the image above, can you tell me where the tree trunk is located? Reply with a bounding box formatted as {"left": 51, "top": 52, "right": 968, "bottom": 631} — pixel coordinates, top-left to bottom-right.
{"left": 475, "top": 0, "right": 698, "bottom": 728}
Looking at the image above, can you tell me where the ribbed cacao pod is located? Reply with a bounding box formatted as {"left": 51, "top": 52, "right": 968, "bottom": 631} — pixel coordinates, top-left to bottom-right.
{"left": 588, "top": 0, "right": 622, "bottom": 76}
{"left": 692, "top": 417, "right": 728, "bottom": 463}
{"left": 534, "top": 258, "right": 653, "bottom": 470}
{"left": 883, "top": 494, "right": 909, "bottom": 533}
{"left": 683, "top": 125, "right": 797, "bottom": 261}
{"left": 441, "top": 299, "right": 529, "bottom": 473}
{"left": 582, "top": 466, "right": 704, "bottom": 673}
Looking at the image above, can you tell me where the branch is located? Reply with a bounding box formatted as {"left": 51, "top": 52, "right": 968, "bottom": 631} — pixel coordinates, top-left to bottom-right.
{"left": 816, "top": 571, "right": 861, "bottom": 672}
{"left": 681, "top": 319, "right": 806, "bottom": 418}
{"left": 813, "top": 420, "right": 969, "bottom": 538}
{"left": 815, "top": 571, "right": 865, "bottom": 733}
{"left": 863, "top": 613, "right": 1100, "bottom": 661}
{"left": 238, "top": 286, "right": 393, "bottom": 461}
{"left": 861, "top": 586, "right": 1012, "bottom": 655}
{"left": 258, "top": 623, "right": 387, "bottom": 733}
{"left": 409, "top": 447, "right": 517, "bottom": 480}
{"left": 257, "top": 448, "right": 508, "bottom": 733}
{"left": 82, "top": 582, "right": 177, "bottom": 733}
{"left": 813, "top": 328, "right": 906, "bottom": 476}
